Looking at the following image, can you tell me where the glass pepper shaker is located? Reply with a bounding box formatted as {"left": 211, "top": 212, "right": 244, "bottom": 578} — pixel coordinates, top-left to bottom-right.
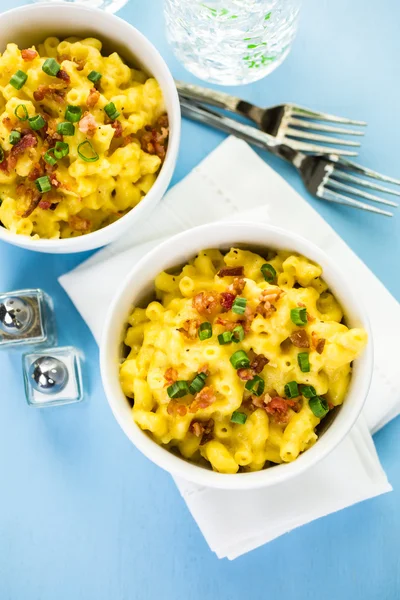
{"left": 0, "top": 289, "right": 56, "bottom": 350}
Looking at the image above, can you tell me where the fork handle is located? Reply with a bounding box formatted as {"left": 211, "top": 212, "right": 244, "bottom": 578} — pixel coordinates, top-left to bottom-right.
{"left": 176, "top": 80, "right": 264, "bottom": 124}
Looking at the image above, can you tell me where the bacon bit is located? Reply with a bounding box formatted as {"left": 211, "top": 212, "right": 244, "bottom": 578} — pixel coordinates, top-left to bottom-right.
{"left": 140, "top": 113, "right": 169, "bottom": 161}
{"left": 250, "top": 353, "right": 269, "bottom": 374}
{"left": 307, "top": 313, "right": 315, "bottom": 323}
{"left": 68, "top": 215, "right": 91, "bottom": 232}
{"left": 123, "top": 134, "right": 134, "bottom": 146}
{"left": 251, "top": 395, "right": 266, "bottom": 408}
{"left": 34, "top": 85, "right": 65, "bottom": 104}
{"left": 190, "top": 421, "right": 204, "bottom": 437}
{"left": 86, "top": 87, "right": 100, "bottom": 108}
{"left": 192, "top": 291, "right": 219, "bottom": 315}
{"left": 297, "top": 302, "right": 306, "bottom": 307}
{"left": 167, "top": 400, "right": 187, "bottom": 417}
{"left": 217, "top": 266, "right": 244, "bottom": 277}
{"left": 8, "top": 133, "right": 37, "bottom": 170}
{"left": 227, "top": 277, "right": 246, "bottom": 295}
{"left": 190, "top": 418, "right": 214, "bottom": 444}
{"left": 255, "top": 300, "right": 276, "bottom": 319}
{"left": 0, "top": 159, "right": 8, "bottom": 173}
{"left": 164, "top": 367, "right": 178, "bottom": 387}
{"left": 28, "top": 163, "right": 44, "bottom": 181}
{"left": 237, "top": 368, "right": 255, "bottom": 381}
{"left": 16, "top": 184, "right": 41, "bottom": 218}
{"left": 316, "top": 338, "right": 326, "bottom": 354}
{"left": 265, "top": 397, "right": 290, "bottom": 423}
{"left": 198, "top": 364, "right": 209, "bottom": 376}
{"left": 78, "top": 112, "right": 97, "bottom": 137}
{"left": 38, "top": 199, "right": 51, "bottom": 210}
{"left": 178, "top": 318, "right": 200, "bottom": 339}
{"left": 56, "top": 69, "right": 70, "bottom": 84}
{"left": 220, "top": 292, "right": 236, "bottom": 311}
{"left": 2, "top": 117, "right": 13, "bottom": 130}
{"left": 189, "top": 386, "right": 216, "bottom": 413}
{"left": 21, "top": 48, "right": 38, "bottom": 61}
{"left": 214, "top": 317, "right": 239, "bottom": 331}
{"left": 260, "top": 288, "right": 284, "bottom": 304}
{"left": 290, "top": 330, "right": 310, "bottom": 348}
{"left": 49, "top": 173, "right": 60, "bottom": 188}
{"left": 111, "top": 119, "right": 123, "bottom": 138}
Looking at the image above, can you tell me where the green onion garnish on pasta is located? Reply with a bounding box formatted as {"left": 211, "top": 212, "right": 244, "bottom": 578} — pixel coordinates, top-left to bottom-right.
{"left": 44, "top": 149, "right": 58, "bottom": 166}
{"left": 232, "top": 297, "right": 247, "bottom": 315}
{"left": 189, "top": 374, "right": 207, "bottom": 395}
{"left": 198, "top": 322, "right": 212, "bottom": 340}
{"left": 297, "top": 352, "right": 310, "bottom": 372}
{"left": 9, "top": 70, "right": 27, "bottom": 90}
{"left": 284, "top": 381, "right": 299, "bottom": 398}
{"left": 35, "top": 175, "right": 52, "bottom": 193}
{"left": 230, "top": 350, "right": 250, "bottom": 369}
{"left": 57, "top": 122, "right": 75, "bottom": 136}
{"left": 232, "top": 324, "right": 244, "bottom": 343}
{"left": 167, "top": 380, "right": 189, "bottom": 399}
{"left": 77, "top": 140, "right": 99, "bottom": 162}
{"left": 245, "top": 375, "right": 265, "bottom": 396}
{"left": 54, "top": 141, "right": 69, "bottom": 159}
{"left": 309, "top": 396, "right": 329, "bottom": 418}
{"left": 218, "top": 331, "right": 232, "bottom": 345}
{"left": 14, "top": 104, "right": 28, "bottom": 121}
{"left": 231, "top": 411, "right": 247, "bottom": 425}
{"left": 301, "top": 385, "right": 317, "bottom": 398}
{"left": 88, "top": 70, "right": 102, "bottom": 84}
{"left": 65, "top": 105, "right": 82, "bottom": 123}
{"left": 261, "top": 263, "right": 276, "bottom": 283}
{"left": 9, "top": 131, "right": 21, "bottom": 145}
{"left": 28, "top": 115, "right": 46, "bottom": 130}
{"left": 42, "top": 58, "right": 61, "bottom": 77}
{"left": 104, "top": 102, "right": 120, "bottom": 120}
{"left": 290, "top": 307, "right": 307, "bottom": 326}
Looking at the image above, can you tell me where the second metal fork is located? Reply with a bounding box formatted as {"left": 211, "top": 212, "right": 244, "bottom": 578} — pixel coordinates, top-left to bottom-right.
{"left": 177, "top": 81, "right": 366, "bottom": 157}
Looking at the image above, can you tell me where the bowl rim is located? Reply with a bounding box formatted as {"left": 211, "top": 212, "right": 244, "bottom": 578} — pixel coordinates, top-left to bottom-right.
{"left": 100, "top": 221, "right": 373, "bottom": 490}
{"left": 0, "top": 2, "right": 181, "bottom": 252}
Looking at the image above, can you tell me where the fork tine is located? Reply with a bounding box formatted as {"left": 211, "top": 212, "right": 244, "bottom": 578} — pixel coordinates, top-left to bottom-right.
{"left": 333, "top": 156, "right": 400, "bottom": 185}
{"left": 285, "top": 128, "right": 361, "bottom": 147}
{"left": 288, "top": 139, "right": 358, "bottom": 156}
{"left": 326, "top": 178, "right": 398, "bottom": 207}
{"left": 290, "top": 105, "right": 367, "bottom": 126}
{"left": 289, "top": 118, "right": 365, "bottom": 136}
{"left": 331, "top": 171, "right": 400, "bottom": 197}
{"left": 318, "top": 189, "right": 393, "bottom": 217}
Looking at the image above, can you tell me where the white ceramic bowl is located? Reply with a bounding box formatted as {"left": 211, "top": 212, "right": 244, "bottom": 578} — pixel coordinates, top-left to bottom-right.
{"left": 100, "top": 222, "right": 373, "bottom": 489}
{"left": 0, "top": 3, "right": 180, "bottom": 253}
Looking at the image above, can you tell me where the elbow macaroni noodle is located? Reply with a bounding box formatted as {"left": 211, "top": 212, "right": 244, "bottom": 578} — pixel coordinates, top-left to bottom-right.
{"left": 0, "top": 37, "right": 167, "bottom": 239}
{"left": 120, "top": 248, "right": 367, "bottom": 475}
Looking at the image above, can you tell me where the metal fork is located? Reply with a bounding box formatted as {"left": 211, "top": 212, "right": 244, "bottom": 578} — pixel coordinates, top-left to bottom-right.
{"left": 177, "top": 81, "right": 366, "bottom": 157}
{"left": 180, "top": 99, "right": 399, "bottom": 217}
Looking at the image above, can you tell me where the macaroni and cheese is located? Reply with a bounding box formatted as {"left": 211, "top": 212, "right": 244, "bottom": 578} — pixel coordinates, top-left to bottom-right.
{"left": 0, "top": 37, "right": 167, "bottom": 239}
{"left": 119, "top": 248, "right": 367, "bottom": 474}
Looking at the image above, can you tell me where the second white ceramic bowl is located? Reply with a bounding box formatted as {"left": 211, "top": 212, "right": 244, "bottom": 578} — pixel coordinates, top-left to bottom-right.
{"left": 100, "top": 222, "right": 373, "bottom": 489}
{"left": 0, "top": 3, "right": 180, "bottom": 253}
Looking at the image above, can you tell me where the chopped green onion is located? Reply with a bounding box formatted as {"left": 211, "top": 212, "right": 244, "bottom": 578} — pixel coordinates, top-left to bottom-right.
{"left": 42, "top": 58, "right": 61, "bottom": 77}
{"left": 231, "top": 411, "right": 247, "bottom": 425}
{"left": 167, "top": 380, "right": 189, "bottom": 399}
{"left": 189, "top": 374, "right": 206, "bottom": 395}
{"left": 261, "top": 263, "right": 276, "bottom": 283}
{"left": 301, "top": 385, "right": 317, "bottom": 398}
{"left": 28, "top": 115, "right": 46, "bottom": 131}
{"left": 88, "top": 70, "right": 102, "bottom": 84}
{"left": 297, "top": 352, "right": 310, "bottom": 373}
{"left": 9, "top": 131, "right": 21, "bottom": 145}
{"left": 65, "top": 105, "right": 82, "bottom": 123}
{"left": 284, "top": 381, "right": 299, "bottom": 398}
{"left": 232, "top": 324, "right": 244, "bottom": 343}
{"left": 245, "top": 375, "right": 265, "bottom": 396}
{"left": 57, "top": 122, "right": 75, "bottom": 136}
{"left": 44, "top": 149, "right": 57, "bottom": 166}
{"left": 54, "top": 141, "right": 69, "bottom": 159}
{"left": 77, "top": 140, "right": 99, "bottom": 162}
{"left": 198, "top": 322, "right": 212, "bottom": 340}
{"left": 230, "top": 350, "right": 250, "bottom": 370}
{"left": 290, "top": 307, "right": 307, "bottom": 326}
{"left": 0, "top": 148, "right": 4, "bottom": 163}
{"left": 232, "top": 297, "right": 247, "bottom": 315}
{"left": 104, "top": 101, "right": 120, "bottom": 120}
{"left": 9, "top": 70, "right": 27, "bottom": 90}
{"left": 218, "top": 331, "right": 232, "bottom": 345}
{"left": 14, "top": 104, "right": 28, "bottom": 121}
{"left": 35, "top": 175, "right": 51, "bottom": 193}
{"left": 309, "top": 396, "right": 329, "bottom": 418}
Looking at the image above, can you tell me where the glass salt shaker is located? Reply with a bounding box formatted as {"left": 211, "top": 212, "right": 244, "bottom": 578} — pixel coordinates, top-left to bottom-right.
{"left": 22, "top": 346, "right": 84, "bottom": 408}
{"left": 0, "top": 289, "right": 56, "bottom": 350}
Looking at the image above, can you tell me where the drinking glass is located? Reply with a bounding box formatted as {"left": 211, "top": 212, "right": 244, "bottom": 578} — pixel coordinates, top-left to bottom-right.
{"left": 164, "top": 0, "right": 302, "bottom": 85}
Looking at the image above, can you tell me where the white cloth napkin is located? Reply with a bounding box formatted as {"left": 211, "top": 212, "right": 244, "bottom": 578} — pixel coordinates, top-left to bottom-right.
{"left": 59, "top": 137, "right": 399, "bottom": 559}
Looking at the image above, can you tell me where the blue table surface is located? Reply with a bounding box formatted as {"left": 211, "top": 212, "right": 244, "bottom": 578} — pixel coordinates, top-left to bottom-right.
{"left": 1, "top": 0, "right": 400, "bottom": 598}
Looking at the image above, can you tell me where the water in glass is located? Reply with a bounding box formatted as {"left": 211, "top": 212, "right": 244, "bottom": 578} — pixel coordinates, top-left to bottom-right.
{"left": 164, "top": 0, "right": 302, "bottom": 85}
